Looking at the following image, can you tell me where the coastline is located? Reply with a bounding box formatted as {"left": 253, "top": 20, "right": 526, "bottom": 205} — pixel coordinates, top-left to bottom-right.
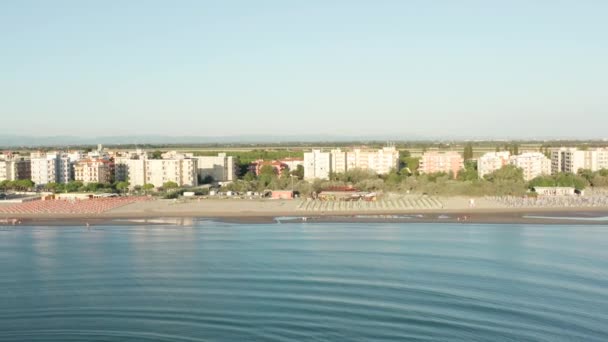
{"left": 2, "top": 197, "right": 608, "bottom": 226}
{"left": 2, "top": 206, "right": 608, "bottom": 226}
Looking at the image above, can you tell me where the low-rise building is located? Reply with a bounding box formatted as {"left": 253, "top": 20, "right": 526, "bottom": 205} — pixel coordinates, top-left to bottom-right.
{"left": 509, "top": 152, "right": 551, "bottom": 181}
{"left": 533, "top": 187, "right": 577, "bottom": 196}
{"left": 249, "top": 160, "right": 287, "bottom": 176}
{"left": 279, "top": 158, "right": 304, "bottom": 172}
{"left": 419, "top": 151, "right": 464, "bottom": 177}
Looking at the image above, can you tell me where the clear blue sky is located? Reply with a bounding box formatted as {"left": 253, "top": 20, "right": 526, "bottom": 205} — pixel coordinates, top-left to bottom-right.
{"left": 1, "top": 1, "right": 607, "bottom": 139}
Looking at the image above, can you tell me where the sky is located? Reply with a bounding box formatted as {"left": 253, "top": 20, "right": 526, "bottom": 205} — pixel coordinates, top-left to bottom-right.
{"left": 1, "top": 1, "right": 607, "bottom": 139}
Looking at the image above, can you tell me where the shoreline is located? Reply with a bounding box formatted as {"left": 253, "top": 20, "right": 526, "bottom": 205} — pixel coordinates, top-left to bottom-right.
{"left": 2, "top": 207, "right": 608, "bottom": 226}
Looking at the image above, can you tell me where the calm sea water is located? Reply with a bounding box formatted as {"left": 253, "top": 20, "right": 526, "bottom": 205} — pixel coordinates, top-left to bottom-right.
{"left": 1, "top": 221, "right": 607, "bottom": 341}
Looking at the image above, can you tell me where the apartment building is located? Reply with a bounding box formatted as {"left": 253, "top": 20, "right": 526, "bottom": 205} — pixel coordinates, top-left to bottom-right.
{"left": 509, "top": 152, "right": 551, "bottom": 181}
{"left": 551, "top": 147, "right": 608, "bottom": 174}
{"left": 114, "top": 157, "right": 146, "bottom": 187}
{"left": 304, "top": 150, "right": 332, "bottom": 180}
{"left": 330, "top": 149, "right": 348, "bottom": 174}
{"left": 74, "top": 159, "right": 112, "bottom": 184}
{"left": 145, "top": 158, "right": 197, "bottom": 188}
{"left": 0, "top": 154, "right": 31, "bottom": 181}
{"left": 419, "top": 151, "right": 464, "bottom": 177}
{"left": 478, "top": 152, "right": 511, "bottom": 178}
{"left": 193, "top": 153, "right": 238, "bottom": 182}
{"left": 29, "top": 151, "right": 74, "bottom": 185}
{"left": 345, "top": 147, "right": 400, "bottom": 175}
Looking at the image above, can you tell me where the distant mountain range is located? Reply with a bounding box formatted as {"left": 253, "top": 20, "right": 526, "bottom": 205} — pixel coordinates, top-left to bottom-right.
{"left": 0, "top": 134, "right": 605, "bottom": 148}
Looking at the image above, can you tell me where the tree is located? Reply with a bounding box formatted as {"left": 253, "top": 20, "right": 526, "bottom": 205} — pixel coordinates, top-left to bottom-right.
{"left": 577, "top": 169, "right": 595, "bottom": 183}
{"left": 258, "top": 165, "right": 277, "bottom": 188}
{"left": 151, "top": 150, "right": 163, "bottom": 159}
{"left": 528, "top": 173, "right": 589, "bottom": 191}
{"left": 162, "top": 181, "right": 179, "bottom": 190}
{"left": 143, "top": 183, "right": 155, "bottom": 192}
{"left": 484, "top": 165, "right": 524, "bottom": 183}
{"left": 259, "top": 165, "right": 277, "bottom": 176}
{"left": 403, "top": 157, "right": 420, "bottom": 174}
{"left": 243, "top": 171, "right": 257, "bottom": 182}
{"left": 115, "top": 181, "right": 130, "bottom": 193}
{"left": 291, "top": 165, "right": 304, "bottom": 180}
{"left": 457, "top": 161, "right": 478, "bottom": 181}
{"left": 463, "top": 143, "right": 474, "bottom": 160}
{"left": 65, "top": 181, "right": 83, "bottom": 192}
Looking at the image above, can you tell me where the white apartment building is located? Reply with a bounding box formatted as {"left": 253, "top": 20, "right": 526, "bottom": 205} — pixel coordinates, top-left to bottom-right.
{"left": 193, "top": 153, "right": 238, "bottom": 182}
{"left": 29, "top": 152, "right": 74, "bottom": 185}
{"left": 478, "top": 152, "right": 511, "bottom": 178}
{"left": 0, "top": 155, "right": 31, "bottom": 181}
{"left": 330, "top": 149, "right": 348, "bottom": 174}
{"left": 114, "top": 157, "right": 147, "bottom": 187}
{"left": 367, "top": 146, "right": 400, "bottom": 174}
{"left": 74, "top": 159, "right": 112, "bottom": 184}
{"left": 328, "top": 147, "right": 400, "bottom": 176}
{"left": 509, "top": 152, "right": 551, "bottom": 181}
{"left": 304, "top": 150, "right": 332, "bottom": 180}
{"left": 145, "top": 158, "right": 197, "bottom": 188}
{"left": 551, "top": 147, "right": 608, "bottom": 174}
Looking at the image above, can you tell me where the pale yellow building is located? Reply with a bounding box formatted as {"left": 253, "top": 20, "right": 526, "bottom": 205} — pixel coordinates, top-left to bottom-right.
{"left": 74, "top": 159, "right": 112, "bottom": 184}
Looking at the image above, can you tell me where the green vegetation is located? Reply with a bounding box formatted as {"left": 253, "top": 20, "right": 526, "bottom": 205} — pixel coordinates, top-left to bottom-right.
{"left": 218, "top": 164, "right": 608, "bottom": 197}
{"left": 162, "top": 181, "right": 179, "bottom": 190}
{"left": 39, "top": 181, "right": 124, "bottom": 193}
{"left": 528, "top": 171, "right": 601, "bottom": 191}
{"left": 463, "top": 143, "right": 474, "bottom": 160}
{"left": 150, "top": 150, "right": 163, "bottom": 159}
{"left": 0, "top": 179, "right": 35, "bottom": 191}
{"left": 457, "top": 161, "right": 478, "bottom": 182}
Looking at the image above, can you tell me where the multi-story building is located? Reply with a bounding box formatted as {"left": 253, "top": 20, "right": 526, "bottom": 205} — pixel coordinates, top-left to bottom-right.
{"left": 193, "top": 153, "right": 238, "bottom": 182}
{"left": 509, "top": 152, "right": 551, "bottom": 181}
{"left": 0, "top": 154, "right": 31, "bottom": 181}
{"left": 144, "top": 158, "right": 197, "bottom": 188}
{"left": 74, "top": 159, "right": 112, "bottom": 184}
{"left": 114, "top": 157, "right": 146, "bottom": 187}
{"left": 304, "top": 146, "right": 400, "bottom": 180}
{"left": 343, "top": 146, "right": 400, "bottom": 175}
{"left": 304, "top": 150, "right": 332, "bottom": 180}
{"left": 29, "top": 151, "right": 75, "bottom": 185}
{"left": 551, "top": 147, "right": 608, "bottom": 174}
{"left": 330, "top": 149, "right": 348, "bottom": 174}
{"left": 478, "top": 152, "right": 511, "bottom": 178}
{"left": 419, "top": 151, "right": 464, "bottom": 177}
{"left": 366, "top": 146, "right": 400, "bottom": 175}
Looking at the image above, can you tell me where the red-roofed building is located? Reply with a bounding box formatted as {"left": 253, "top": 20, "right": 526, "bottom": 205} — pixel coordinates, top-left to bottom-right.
{"left": 249, "top": 160, "right": 288, "bottom": 176}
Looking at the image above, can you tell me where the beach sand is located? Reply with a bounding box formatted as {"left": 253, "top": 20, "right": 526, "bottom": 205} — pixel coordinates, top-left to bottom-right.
{"left": 1, "top": 197, "right": 608, "bottom": 226}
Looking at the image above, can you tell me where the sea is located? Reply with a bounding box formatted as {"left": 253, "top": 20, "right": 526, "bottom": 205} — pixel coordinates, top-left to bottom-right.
{"left": 1, "top": 221, "right": 607, "bottom": 341}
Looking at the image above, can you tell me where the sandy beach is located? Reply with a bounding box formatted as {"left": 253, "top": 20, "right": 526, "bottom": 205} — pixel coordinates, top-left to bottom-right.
{"left": 1, "top": 197, "right": 608, "bottom": 226}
